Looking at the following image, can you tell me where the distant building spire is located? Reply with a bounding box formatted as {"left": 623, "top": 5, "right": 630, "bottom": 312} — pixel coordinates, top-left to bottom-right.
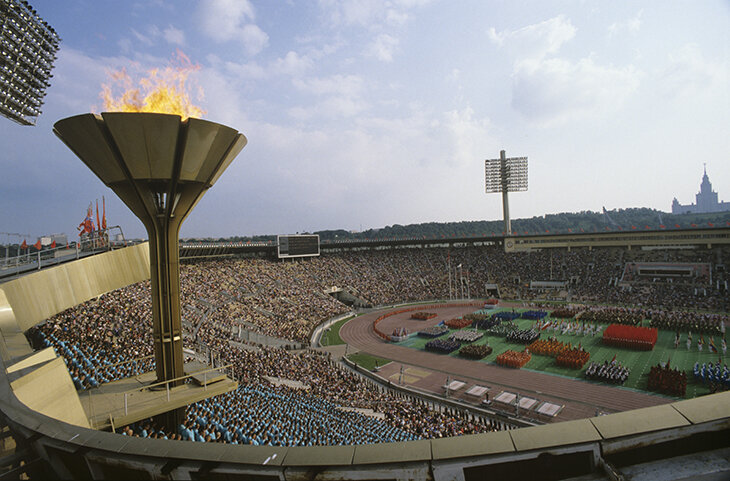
{"left": 671, "top": 164, "right": 729, "bottom": 214}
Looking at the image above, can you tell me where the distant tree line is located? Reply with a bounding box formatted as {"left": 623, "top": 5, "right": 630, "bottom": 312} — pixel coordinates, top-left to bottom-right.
{"left": 177, "top": 208, "right": 730, "bottom": 243}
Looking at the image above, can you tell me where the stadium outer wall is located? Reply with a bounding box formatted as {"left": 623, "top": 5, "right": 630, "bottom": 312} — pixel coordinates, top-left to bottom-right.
{"left": 0, "top": 244, "right": 727, "bottom": 480}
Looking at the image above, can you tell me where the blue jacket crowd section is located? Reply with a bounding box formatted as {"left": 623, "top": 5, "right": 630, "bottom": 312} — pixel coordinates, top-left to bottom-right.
{"left": 176, "top": 385, "right": 418, "bottom": 446}
{"left": 694, "top": 361, "right": 730, "bottom": 390}
{"left": 35, "top": 331, "right": 154, "bottom": 390}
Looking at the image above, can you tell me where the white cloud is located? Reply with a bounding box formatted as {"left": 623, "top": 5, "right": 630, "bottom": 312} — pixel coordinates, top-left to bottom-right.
{"left": 442, "top": 107, "right": 495, "bottom": 166}
{"left": 124, "top": 24, "right": 185, "bottom": 49}
{"left": 490, "top": 15, "right": 641, "bottom": 125}
{"left": 163, "top": 25, "right": 185, "bottom": 46}
{"left": 659, "top": 43, "right": 728, "bottom": 98}
{"left": 511, "top": 56, "right": 641, "bottom": 126}
{"left": 318, "top": 0, "right": 431, "bottom": 28}
{"left": 293, "top": 74, "right": 364, "bottom": 97}
{"left": 272, "top": 51, "right": 315, "bottom": 76}
{"left": 608, "top": 10, "right": 643, "bottom": 38}
{"left": 239, "top": 24, "right": 269, "bottom": 56}
{"left": 488, "top": 15, "right": 576, "bottom": 61}
{"left": 290, "top": 74, "right": 368, "bottom": 119}
{"left": 223, "top": 60, "right": 267, "bottom": 80}
{"left": 366, "top": 33, "right": 399, "bottom": 62}
{"left": 198, "top": 0, "right": 269, "bottom": 55}
{"left": 130, "top": 27, "right": 156, "bottom": 46}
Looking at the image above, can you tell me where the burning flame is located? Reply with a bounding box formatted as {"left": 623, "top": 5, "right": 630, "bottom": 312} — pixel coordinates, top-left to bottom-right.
{"left": 101, "top": 51, "right": 205, "bottom": 119}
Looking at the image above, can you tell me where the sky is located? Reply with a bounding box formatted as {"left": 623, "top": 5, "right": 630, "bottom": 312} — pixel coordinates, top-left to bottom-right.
{"left": 1, "top": 0, "right": 728, "bottom": 241}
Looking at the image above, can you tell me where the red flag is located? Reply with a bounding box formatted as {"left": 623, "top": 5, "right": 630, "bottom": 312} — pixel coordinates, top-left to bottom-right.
{"left": 33, "top": 240, "right": 41, "bottom": 250}
{"left": 631, "top": 225, "right": 637, "bottom": 230}
{"left": 568, "top": 228, "right": 572, "bottom": 233}
{"left": 660, "top": 225, "right": 666, "bottom": 229}
{"left": 691, "top": 223, "right": 697, "bottom": 227}
{"left": 96, "top": 199, "right": 101, "bottom": 233}
{"left": 708, "top": 222, "right": 714, "bottom": 227}
{"left": 78, "top": 203, "right": 95, "bottom": 236}
{"left": 20, "top": 240, "right": 27, "bottom": 250}
{"left": 645, "top": 225, "right": 650, "bottom": 229}
{"left": 51, "top": 240, "right": 56, "bottom": 249}
{"left": 675, "top": 224, "right": 680, "bottom": 228}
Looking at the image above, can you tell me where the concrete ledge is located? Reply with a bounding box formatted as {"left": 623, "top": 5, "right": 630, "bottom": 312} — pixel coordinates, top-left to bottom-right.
{"left": 670, "top": 391, "right": 730, "bottom": 425}
{"left": 510, "top": 419, "right": 601, "bottom": 451}
{"left": 431, "top": 430, "right": 515, "bottom": 460}
{"left": 282, "top": 445, "right": 354, "bottom": 466}
{"left": 590, "top": 404, "right": 690, "bottom": 439}
{"left": 352, "top": 439, "right": 431, "bottom": 464}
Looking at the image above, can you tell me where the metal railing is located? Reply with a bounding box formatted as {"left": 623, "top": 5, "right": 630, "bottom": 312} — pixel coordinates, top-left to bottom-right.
{"left": 0, "top": 226, "right": 128, "bottom": 281}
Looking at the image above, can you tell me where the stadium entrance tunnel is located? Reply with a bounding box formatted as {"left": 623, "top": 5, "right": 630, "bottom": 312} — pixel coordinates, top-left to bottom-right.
{"left": 327, "top": 287, "right": 372, "bottom": 308}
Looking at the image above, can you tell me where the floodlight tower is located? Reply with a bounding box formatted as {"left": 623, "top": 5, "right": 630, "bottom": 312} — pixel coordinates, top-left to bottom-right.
{"left": 0, "top": 0, "right": 60, "bottom": 125}
{"left": 53, "top": 113, "right": 247, "bottom": 400}
{"left": 485, "top": 150, "right": 528, "bottom": 235}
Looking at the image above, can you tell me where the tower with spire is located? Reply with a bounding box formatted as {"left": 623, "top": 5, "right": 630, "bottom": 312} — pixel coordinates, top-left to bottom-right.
{"left": 671, "top": 165, "right": 730, "bottom": 214}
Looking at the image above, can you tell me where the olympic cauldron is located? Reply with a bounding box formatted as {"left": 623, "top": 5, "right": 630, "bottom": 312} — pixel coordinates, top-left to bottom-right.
{"left": 53, "top": 113, "right": 247, "bottom": 396}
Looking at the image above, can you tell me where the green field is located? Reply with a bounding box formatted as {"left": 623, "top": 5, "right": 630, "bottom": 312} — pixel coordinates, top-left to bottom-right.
{"left": 398, "top": 309, "right": 724, "bottom": 398}
{"left": 347, "top": 352, "right": 392, "bottom": 371}
{"left": 320, "top": 315, "right": 356, "bottom": 346}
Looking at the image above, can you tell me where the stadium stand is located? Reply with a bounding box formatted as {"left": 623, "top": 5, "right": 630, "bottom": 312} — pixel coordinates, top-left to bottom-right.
{"left": 2, "top": 239, "right": 730, "bottom": 479}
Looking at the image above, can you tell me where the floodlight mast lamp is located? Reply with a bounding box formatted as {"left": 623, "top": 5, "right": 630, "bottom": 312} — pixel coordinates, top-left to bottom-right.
{"left": 53, "top": 112, "right": 247, "bottom": 390}
{"left": 485, "top": 150, "right": 528, "bottom": 235}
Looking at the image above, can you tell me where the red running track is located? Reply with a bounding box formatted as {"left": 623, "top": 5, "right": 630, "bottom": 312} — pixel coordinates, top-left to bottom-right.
{"left": 339, "top": 304, "right": 674, "bottom": 422}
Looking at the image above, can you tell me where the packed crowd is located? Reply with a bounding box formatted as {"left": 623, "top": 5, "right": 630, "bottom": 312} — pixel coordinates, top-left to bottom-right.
{"left": 444, "top": 317, "right": 474, "bottom": 329}
{"left": 417, "top": 325, "right": 449, "bottom": 338}
{"left": 472, "top": 317, "right": 501, "bottom": 330}
{"left": 585, "top": 360, "right": 630, "bottom": 385}
{"left": 485, "top": 322, "right": 518, "bottom": 337}
{"left": 579, "top": 307, "right": 645, "bottom": 326}
{"left": 648, "top": 311, "right": 726, "bottom": 335}
{"left": 425, "top": 338, "right": 461, "bottom": 354}
{"left": 27, "top": 281, "right": 156, "bottom": 390}
{"left": 693, "top": 362, "right": 730, "bottom": 391}
{"left": 538, "top": 319, "right": 603, "bottom": 337}
{"left": 28, "top": 242, "right": 730, "bottom": 445}
{"left": 449, "top": 329, "right": 483, "bottom": 343}
{"left": 505, "top": 328, "right": 540, "bottom": 344}
{"left": 175, "top": 384, "right": 419, "bottom": 446}
{"left": 555, "top": 347, "right": 590, "bottom": 369}
{"left": 647, "top": 362, "right": 687, "bottom": 397}
{"left": 602, "top": 324, "right": 658, "bottom": 351}
{"left": 496, "top": 350, "right": 531, "bottom": 369}
{"left": 459, "top": 344, "right": 492, "bottom": 360}
{"left": 550, "top": 308, "right": 580, "bottom": 319}
{"left": 527, "top": 338, "right": 569, "bottom": 358}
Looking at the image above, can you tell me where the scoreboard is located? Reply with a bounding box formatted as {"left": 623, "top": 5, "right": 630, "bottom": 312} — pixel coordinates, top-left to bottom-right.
{"left": 277, "top": 235, "right": 320, "bottom": 259}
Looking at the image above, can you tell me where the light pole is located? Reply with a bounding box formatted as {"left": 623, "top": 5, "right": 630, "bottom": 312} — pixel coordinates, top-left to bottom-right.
{"left": 485, "top": 150, "right": 528, "bottom": 237}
